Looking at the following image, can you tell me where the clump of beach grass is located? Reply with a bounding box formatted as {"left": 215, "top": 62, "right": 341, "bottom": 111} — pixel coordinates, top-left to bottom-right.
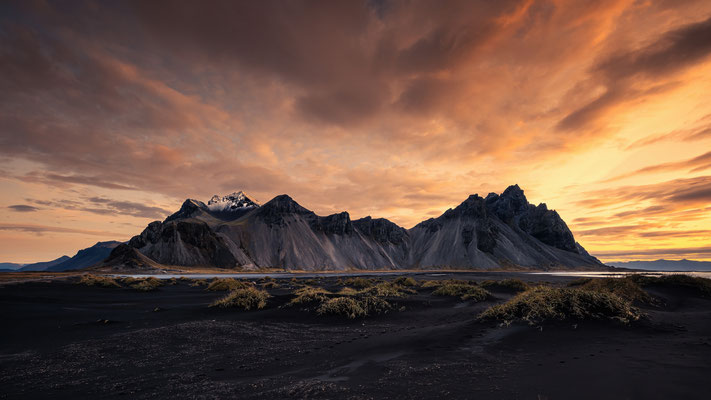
{"left": 206, "top": 278, "right": 253, "bottom": 291}
{"left": 189, "top": 279, "right": 209, "bottom": 287}
{"left": 262, "top": 281, "right": 280, "bottom": 289}
{"left": 479, "top": 286, "right": 642, "bottom": 325}
{"left": 339, "top": 277, "right": 375, "bottom": 289}
{"left": 480, "top": 279, "right": 529, "bottom": 293}
{"left": 337, "top": 287, "right": 361, "bottom": 296}
{"left": 316, "top": 295, "right": 393, "bottom": 319}
{"left": 569, "top": 277, "right": 653, "bottom": 304}
{"left": 289, "top": 286, "right": 331, "bottom": 305}
{"left": 631, "top": 274, "right": 711, "bottom": 297}
{"left": 78, "top": 274, "right": 121, "bottom": 288}
{"left": 393, "top": 276, "right": 418, "bottom": 287}
{"left": 130, "top": 277, "right": 163, "bottom": 292}
{"left": 210, "top": 287, "right": 270, "bottom": 310}
{"left": 432, "top": 283, "right": 490, "bottom": 301}
{"left": 317, "top": 297, "right": 367, "bottom": 319}
{"left": 361, "top": 281, "right": 415, "bottom": 297}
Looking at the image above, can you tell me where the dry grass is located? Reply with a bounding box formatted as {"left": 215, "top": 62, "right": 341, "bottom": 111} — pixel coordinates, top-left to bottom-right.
{"left": 289, "top": 286, "right": 331, "bottom": 305}
{"left": 78, "top": 274, "right": 121, "bottom": 288}
{"left": 480, "top": 279, "right": 529, "bottom": 293}
{"left": 339, "top": 277, "right": 374, "bottom": 289}
{"left": 479, "top": 286, "right": 642, "bottom": 325}
{"left": 120, "top": 276, "right": 140, "bottom": 285}
{"left": 189, "top": 279, "right": 209, "bottom": 287}
{"left": 210, "top": 287, "right": 270, "bottom": 310}
{"left": 631, "top": 274, "right": 711, "bottom": 297}
{"left": 421, "top": 279, "right": 471, "bottom": 288}
{"left": 432, "top": 283, "right": 489, "bottom": 301}
{"left": 357, "top": 295, "right": 393, "bottom": 315}
{"left": 262, "top": 281, "right": 280, "bottom": 289}
{"left": 570, "top": 277, "right": 653, "bottom": 304}
{"left": 393, "top": 276, "right": 418, "bottom": 287}
{"left": 317, "top": 297, "right": 367, "bottom": 319}
{"left": 316, "top": 295, "right": 393, "bottom": 319}
{"left": 337, "top": 287, "right": 361, "bottom": 296}
{"left": 130, "top": 277, "right": 163, "bottom": 292}
{"left": 361, "top": 282, "right": 415, "bottom": 297}
{"left": 206, "top": 278, "right": 253, "bottom": 291}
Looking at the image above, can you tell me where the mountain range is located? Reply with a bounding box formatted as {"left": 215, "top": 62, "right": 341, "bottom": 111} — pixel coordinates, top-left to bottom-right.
{"left": 93, "top": 186, "right": 604, "bottom": 271}
{"left": 0, "top": 241, "right": 122, "bottom": 272}
{"left": 611, "top": 259, "right": 711, "bottom": 272}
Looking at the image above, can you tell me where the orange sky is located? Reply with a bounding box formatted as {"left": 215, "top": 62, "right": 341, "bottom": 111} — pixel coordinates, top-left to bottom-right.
{"left": 1, "top": 0, "right": 711, "bottom": 264}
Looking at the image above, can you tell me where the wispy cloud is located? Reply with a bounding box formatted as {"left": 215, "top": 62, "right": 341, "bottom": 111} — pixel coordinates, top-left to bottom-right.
{"left": 0, "top": 223, "right": 122, "bottom": 237}
{"left": 7, "top": 204, "right": 39, "bottom": 212}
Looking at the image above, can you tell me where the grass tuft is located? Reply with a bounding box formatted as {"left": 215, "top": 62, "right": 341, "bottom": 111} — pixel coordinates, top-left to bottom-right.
{"left": 393, "top": 276, "right": 418, "bottom": 287}
{"left": 570, "top": 277, "right": 653, "bottom": 304}
{"left": 337, "top": 287, "right": 361, "bottom": 296}
{"left": 78, "top": 274, "right": 121, "bottom": 288}
{"left": 480, "top": 279, "right": 529, "bottom": 293}
{"left": 206, "top": 278, "right": 252, "bottom": 291}
{"left": 631, "top": 274, "right": 711, "bottom": 297}
{"left": 262, "top": 281, "right": 280, "bottom": 289}
{"left": 479, "top": 286, "right": 641, "bottom": 325}
{"left": 130, "top": 277, "right": 163, "bottom": 292}
{"left": 317, "top": 297, "right": 367, "bottom": 319}
{"left": 361, "top": 282, "right": 415, "bottom": 297}
{"left": 432, "top": 283, "right": 489, "bottom": 301}
{"left": 289, "top": 286, "right": 331, "bottom": 305}
{"left": 339, "top": 277, "right": 374, "bottom": 289}
{"left": 210, "top": 287, "right": 270, "bottom": 310}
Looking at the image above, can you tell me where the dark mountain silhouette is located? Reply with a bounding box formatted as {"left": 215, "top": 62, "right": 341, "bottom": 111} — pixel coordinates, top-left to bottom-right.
{"left": 19, "top": 256, "right": 71, "bottom": 271}
{"left": 47, "top": 241, "right": 122, "bottom": 271}
{"left": 611, "top": 259, "right": 711, "bottom": 271}
{"left": 108, "top": 185, "right": 604, "bottom": 271}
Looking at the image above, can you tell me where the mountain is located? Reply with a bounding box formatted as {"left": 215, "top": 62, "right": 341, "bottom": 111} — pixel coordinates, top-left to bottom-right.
{"left": 19, "top": 256, "right": 71, "bottom": 271}
{"left": 0, "top": 262, "right": 24, "bottom": 271}
{"left": 47, "top": 241, "right": 122, "bottom": 271}
{"left": 611, "top": 259, "right": 711, "bottom": 271}
{"left": 407, "top": 186, "right": 599, "bottom": 269}
{"left": 92, "top": 243, "right": 161, "bottom": 272}
{"left": 105, "top": 185, "right": 604, "bottom": 271}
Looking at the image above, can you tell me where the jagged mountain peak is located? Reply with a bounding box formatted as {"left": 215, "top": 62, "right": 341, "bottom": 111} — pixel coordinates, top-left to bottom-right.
{"left": 207, "top": 191, "right": 260, "bottom": 212}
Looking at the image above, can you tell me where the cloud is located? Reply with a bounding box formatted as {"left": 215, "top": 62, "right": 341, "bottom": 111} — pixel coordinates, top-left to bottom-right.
{"left": 85, "top": 197, "right": 171, "bottom": 219}
{"left": 0, "top": 223, "right": 122, "bottom": 237}
{"left": 593, "top": 246, "right": 711, "bottom": 258}
{"left": 22, "top": 197, "right": 171, "bottom": 220}
{"left": 626, "top": 114, "right": 711, "bottom": 148}
{"left": 7, "top": 204, "right": 39, "bottom": 212}
{"left": 558, "top": 15, "right": 711, "bottom": 131}
{"left": 577, "top": 175, "right": 711, "bottom": 209}
{"left": 604, "top": 150, "right": 711, "bottom": 182}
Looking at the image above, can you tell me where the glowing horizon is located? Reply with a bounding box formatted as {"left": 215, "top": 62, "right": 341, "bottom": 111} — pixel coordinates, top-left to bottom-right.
{"left": 1, "top": 0, "right": 710, "bottom": 264}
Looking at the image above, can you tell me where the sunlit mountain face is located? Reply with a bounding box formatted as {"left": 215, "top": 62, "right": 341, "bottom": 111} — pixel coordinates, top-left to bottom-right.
{"left": 1, "top": 0, "right": 710, "bottom": 263}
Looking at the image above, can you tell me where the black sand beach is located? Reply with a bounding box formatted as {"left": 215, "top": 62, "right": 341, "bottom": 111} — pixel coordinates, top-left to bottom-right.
{"left": 1, "top": 273, "right": 710, "bottom": 399}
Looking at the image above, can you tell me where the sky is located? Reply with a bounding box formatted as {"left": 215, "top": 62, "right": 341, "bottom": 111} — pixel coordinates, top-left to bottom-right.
{"left": 1, "top": 0, "right": 711, "bottom": 264}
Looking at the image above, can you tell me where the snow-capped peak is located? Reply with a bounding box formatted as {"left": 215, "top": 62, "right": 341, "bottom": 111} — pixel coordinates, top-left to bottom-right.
{"left": 206, "top": 191, "right": 260, "bottom": 212}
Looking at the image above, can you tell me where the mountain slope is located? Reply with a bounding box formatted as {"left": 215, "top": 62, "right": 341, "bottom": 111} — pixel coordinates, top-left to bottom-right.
{"left": 47, "top": 241, "right": 122, "bottom": 271}
{"left": 408, "top": 187, "right": 600, "bottom": 269}
{"left": 19, "top": 256, "right": 71, "bottom": 271}
{"left": 117, "top": 186, "right": 602, "bottom": 271}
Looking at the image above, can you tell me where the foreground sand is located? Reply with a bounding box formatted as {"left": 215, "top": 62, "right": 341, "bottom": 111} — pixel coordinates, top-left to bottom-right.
{"left": 1, "top": 272, "right": 709, "bottom": 399}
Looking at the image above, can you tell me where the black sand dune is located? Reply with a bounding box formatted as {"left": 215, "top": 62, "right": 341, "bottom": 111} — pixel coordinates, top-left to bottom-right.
{"left": 1, "top": 273, "right": 710, "bottom": 399}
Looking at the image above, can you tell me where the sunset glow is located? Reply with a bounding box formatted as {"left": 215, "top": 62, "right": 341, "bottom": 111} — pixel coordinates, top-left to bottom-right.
{"left": 1, "top": 0, "right": 711, "bottom": 263}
